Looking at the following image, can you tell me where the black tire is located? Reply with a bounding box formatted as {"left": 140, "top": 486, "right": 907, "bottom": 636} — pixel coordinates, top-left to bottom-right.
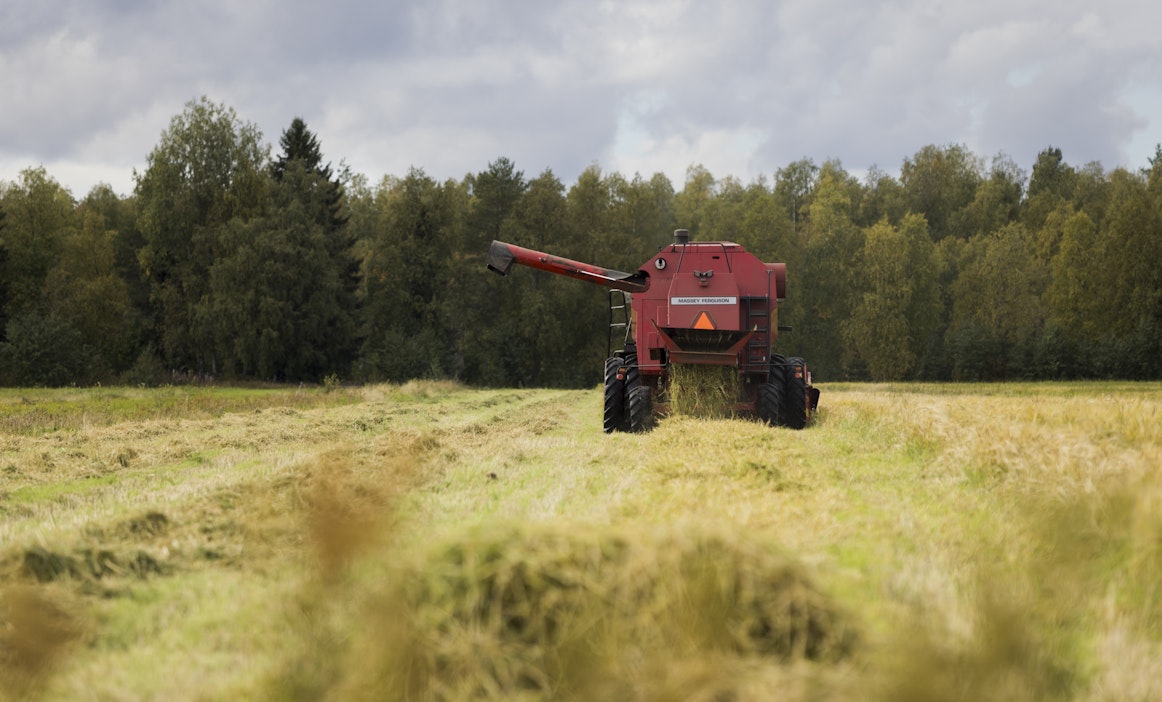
{"left": 622, "top": 352, "right": 652, "bottom": 432}
{"left": 626, "top": 386, "right": 652, "bottom": 432}
{"left": 603, "top": 356, "right": 626, "bottom": 433}
{"left": 782, "top": 356, "right": 809, "bottom": 430}
{"left": 756, "top": 357, "right": 786, "bottom": 426}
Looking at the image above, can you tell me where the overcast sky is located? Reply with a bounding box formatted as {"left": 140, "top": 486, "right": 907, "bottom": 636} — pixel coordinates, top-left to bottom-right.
{"left": 2, "top": 0, "right": 1160, "bottom": 198}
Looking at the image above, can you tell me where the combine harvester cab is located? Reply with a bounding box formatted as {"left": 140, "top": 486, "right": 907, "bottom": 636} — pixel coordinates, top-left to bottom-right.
{"left": 487, "top": 229, "right": 819, "bottom": 433}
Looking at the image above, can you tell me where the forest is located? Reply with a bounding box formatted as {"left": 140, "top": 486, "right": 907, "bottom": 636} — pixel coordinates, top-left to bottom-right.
{"left": 1, "top": 96, "right": 1160, "bottom": 387}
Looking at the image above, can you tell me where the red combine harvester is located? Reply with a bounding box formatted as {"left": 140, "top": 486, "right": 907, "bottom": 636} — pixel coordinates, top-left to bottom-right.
{"left": 487, "top": 229, "right": 819, "bottom": 432}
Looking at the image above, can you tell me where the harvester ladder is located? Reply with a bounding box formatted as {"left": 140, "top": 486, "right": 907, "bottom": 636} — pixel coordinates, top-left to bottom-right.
{"left": 608, "top": 290, "right": 632, "bottom": 358}
{"left": 741, "top": 296, "right": 771, "bottom": 371}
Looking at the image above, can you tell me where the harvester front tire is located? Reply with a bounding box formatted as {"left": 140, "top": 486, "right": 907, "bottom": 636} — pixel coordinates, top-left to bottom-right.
{"left": 604, "top": 356, "right": 626, "bottom": 433}
{"left": 756, "top": 373, "right": 784, "bottom": 427}
{"left": 782, "top": 356, "right": 810, "bottom": 430}
{"left": 757, "top": 383, "right": 784, "bottom": 426}
{"left": 626, "top": 387, "right": 652, "bottom": 432}
{"left": 756, "top": 357, "right": 786, "bottom": 426}
{"left": 622, "top": 352, "right": 652, "bottom": 433}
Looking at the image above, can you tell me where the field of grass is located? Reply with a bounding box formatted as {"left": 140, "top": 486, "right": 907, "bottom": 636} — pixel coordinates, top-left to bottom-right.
{"left": 1, "top": 381, "right": 1160, "bottom": 701}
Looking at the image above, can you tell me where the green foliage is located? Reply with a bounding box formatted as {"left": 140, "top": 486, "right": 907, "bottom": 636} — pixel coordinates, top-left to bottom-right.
{"left": 955, "top": 154, "right": 1024, "bottom": 238}
{"left": 46, "top": 204, "right": 142, "bottom": 376}
{"left": 606, "top": 171, "right": 676, "bottom": 250}
{"left": 846, "top": 214, "right": 940, "bottom": 380}
{"left": 6, "top": 98, "right": 1162, "bottom": 386}
{"left": 673, "top": 164, "right": 718, "bottom": 240}
{"left": 797, "top": 161, "right": 865, "bottom": 378}
{"left": 466, "top": 156, "right": 526, "bottom": 250}
{"left": 0, "top": 312, "right": 89, "bottom": 386}
{"left": 946, "top": 322, "right": 1008, "bottom": 381}
{"left": 358, "top": 168, "right": 459, "bottom": 383}
{"left": 951, "top": 223, "right": 1049, "bottom": 350}
{"left": 135, "top": 96, "right": 269, "bottom": 374}
{"left": 857, "top": 165, "right": 908, "bottom": 227}
{"left": 120, "top": 344, "right": 169, "bottom": 387}
{"left": 1046, "top": 210, "right": 1102, "bottom": 340}
{"left": 271, "top": 117, "right": 355, "bottom": 292}
{"left": 0, "top": 167, "right": 75, "bottom": 317}
{"left": 946, "top": 226, "right": 1048, "bottom": 379}
{"left": 900, "top": 144, "right": 983, "bottom": 240}
{"left": 1100, "top": 169, "right": 1162, "bottom": 337}
{"left": 775, "top": 158, "right": 818, "bottom": 232}
{"left": 1027, "top": 146, "right": 1076, "bottom": 201}
{"left": 209, "top": 163, "right": 357, "bottom": 381}
{"left": 272, "top": 117, "right": 328, "bottom": 180}
{"left": 1022, "top": 146, "right": 1078, "bottom": 230}
{"left": 0, "top": 173, "right": 134, "bottom": 385}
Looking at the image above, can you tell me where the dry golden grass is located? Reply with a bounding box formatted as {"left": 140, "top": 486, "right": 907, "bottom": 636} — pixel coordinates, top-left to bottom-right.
{"left": 0, "top": 381, "right": 1159, "bottom": 701}
{"left": 666, "top": 363, "right": 740, "bottom": 418}
{"left": 0, "top": 585, "right": 84, "bottom": 699}
{"left": 327, "top": 521, "right": 857, "bottom": 701}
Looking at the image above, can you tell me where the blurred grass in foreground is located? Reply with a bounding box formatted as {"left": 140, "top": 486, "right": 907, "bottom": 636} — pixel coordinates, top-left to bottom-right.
{"left": 1, "top": 381, "right": 1159, "bottom": 700}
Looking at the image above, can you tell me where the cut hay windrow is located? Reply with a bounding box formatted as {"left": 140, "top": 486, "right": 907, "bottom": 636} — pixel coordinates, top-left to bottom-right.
{"left": 339, "top": 523, "right": 857, "bottom": 699}
{"left": 667, "top": 363, "right": 740, "bottom": 418}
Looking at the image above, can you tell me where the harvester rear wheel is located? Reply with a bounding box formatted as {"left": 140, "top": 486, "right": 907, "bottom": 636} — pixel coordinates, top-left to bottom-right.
{"left": 757, "top": 357, "right": 786, "bottom": 426}
{"left": 604, "top": 356, "right": 626, "bottom": 433}
{"left": 622, "top": 352, "right": 652, "bottom": 432}
{"left": 626, "top": 386, "right": 652, "bottom": 432}
{"left": 782, "top": 356, "right": 809, "bottom": 430}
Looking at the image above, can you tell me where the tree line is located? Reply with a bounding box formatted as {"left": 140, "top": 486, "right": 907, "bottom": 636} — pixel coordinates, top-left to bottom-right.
{"left": 2, "top": 96, "right": 1161, "bottom": 387}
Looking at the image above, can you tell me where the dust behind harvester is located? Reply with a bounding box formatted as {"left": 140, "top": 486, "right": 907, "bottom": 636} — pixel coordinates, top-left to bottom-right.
{"left": 487, "top": 229, "right": 819, "bottom": 432}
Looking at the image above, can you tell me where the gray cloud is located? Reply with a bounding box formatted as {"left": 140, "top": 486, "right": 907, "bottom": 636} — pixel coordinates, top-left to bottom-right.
{"left": 2, "top": 0, "right": 1160, "bottom": 197}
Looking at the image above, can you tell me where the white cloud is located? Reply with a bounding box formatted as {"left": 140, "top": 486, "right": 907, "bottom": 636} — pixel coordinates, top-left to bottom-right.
{"left": 2, "top": 0, "right": 1161, "bottom": 198}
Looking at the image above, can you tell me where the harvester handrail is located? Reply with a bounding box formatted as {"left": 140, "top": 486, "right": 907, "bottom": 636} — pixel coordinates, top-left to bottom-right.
{"left": 669, "top": 240, "right": 734, "bottom": 274}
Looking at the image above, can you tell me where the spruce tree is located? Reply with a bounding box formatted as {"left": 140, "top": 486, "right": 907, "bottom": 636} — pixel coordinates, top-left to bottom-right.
{"left": 267, "top": 117, "right": 359, "bottom": 378}
{"left": 271, "top": 117, "right": 348, "bottom": 233}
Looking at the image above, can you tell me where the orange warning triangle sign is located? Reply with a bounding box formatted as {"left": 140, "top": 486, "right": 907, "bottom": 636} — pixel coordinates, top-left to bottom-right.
{"left": 692, "top": 311, "right": 716, "bottom": 330}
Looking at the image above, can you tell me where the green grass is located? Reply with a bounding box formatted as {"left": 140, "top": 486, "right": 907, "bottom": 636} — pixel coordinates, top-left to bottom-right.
{"left": 0, "top": 384, "right": 362, "bottom": 436}
{"left": 2, "top": 381, "right": 1161, "bottom": 700}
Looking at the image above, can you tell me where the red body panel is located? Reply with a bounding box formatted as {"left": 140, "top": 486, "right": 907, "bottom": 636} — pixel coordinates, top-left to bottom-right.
{"left": 488, "top": 238, "right": 788, "bottom": 388}
{"left": 632, "top": 242, "right": 785, "bottom": 381}
{"left": 486, "top": 233, "right": 818, "bottom": 426}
